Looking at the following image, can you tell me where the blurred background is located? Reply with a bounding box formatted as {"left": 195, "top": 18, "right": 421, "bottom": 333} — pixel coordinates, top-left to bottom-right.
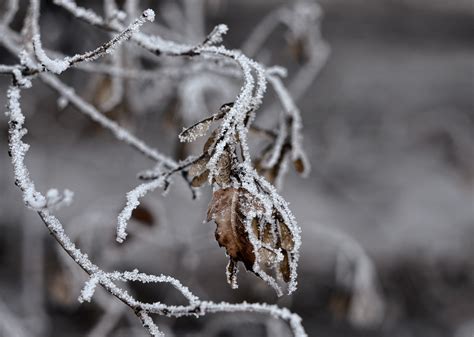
{"left": 0, "top": 0, "right": 473, "bottom": 336}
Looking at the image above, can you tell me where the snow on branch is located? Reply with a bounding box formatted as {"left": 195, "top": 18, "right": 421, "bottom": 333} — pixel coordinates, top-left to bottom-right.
{"left": 29, "top": 0, "right": 154, "bottom": 74}
{"left": 5, "top": 80, "right": 307, "bottom": 337}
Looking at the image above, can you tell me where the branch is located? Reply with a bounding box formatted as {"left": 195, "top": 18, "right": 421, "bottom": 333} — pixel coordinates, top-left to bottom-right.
{"left": 29, "top": 0, "right": 155, "bottom": 74}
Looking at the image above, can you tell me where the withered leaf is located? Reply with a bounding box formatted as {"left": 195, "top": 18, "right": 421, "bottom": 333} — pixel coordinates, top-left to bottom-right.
{"left": 214, "top": 150, "right": 231, "bottom": 186}
{"left": 207, "top": 188, "right": 259, "bottom": 271}
{"left": 293, "top": 157, "right": 306, "bottom": 174}
{"left": 188, "top": 156, "right": 209, "bottom": 177}
{"left": 278, "top": 221, "right": 294, "bottom": 251}
{"left": 131, "top": 204, "right": 155, "bottom": 227}
{"left": 191, "top": 169, "right": 209, "bottom": 187}
{"left": 207, "top": 188, "right": 295, "bottom": 288}
{"left": 179, "top": 120, "right": 212, "bottom": 143}
{"left": 179, "top": 110, "right": 226, "bottom": 143}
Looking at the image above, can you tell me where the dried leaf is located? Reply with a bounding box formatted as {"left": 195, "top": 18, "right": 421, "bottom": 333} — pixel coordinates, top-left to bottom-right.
{"left": 293, "top": 157, "right": 305, "bottom": 174}
{"left": 207, "top": 188, "right": 259, "bottom": 271}
{"left": 179, "top": 119, "right": 212, "bottom": 143}
{"left": 258, "top": 247, "right": 277, "bottom": 266}
{"left": 131, "top": 204, "right": 155, "bottom": 227}
{"left": 279, "top": 222, "right": 294, "bottom": 251}
{"left": 179, "top": 109, "right": 226, "bottom": 143}
{"left": 191, "top": 169, "right": 209, "bottom": 187}
{"left": 189, "top": 156, "right": 209, "bottom": 177}
{"left": 207, "top": 188, "right": 295, "bottom": 289}
{"left": 214, "top": 150, "right": 231, "bottom": 186}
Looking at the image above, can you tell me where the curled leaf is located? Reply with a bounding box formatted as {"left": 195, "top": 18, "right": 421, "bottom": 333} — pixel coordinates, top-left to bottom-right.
{"left": 131, "top": 204, "right": 155, "bottom": 227}
{"left": 179, "top": 107, "right": 228, "bottom": 143}
{"left": 191, "top": 169, "right": 209, "bottom": 187}
{"left": 293, "top": 157, "right": 305, "bottom": 174}
{"left": 207, "top": 187, "right": 297, "bottom": 291}
{"left": 207, "top": 188, "right": 257, "bottom": 271}
{"left": 188, "top": 156, "right": 209, "bottom": 177}
{"left": 179, "top": 119, "right": 212, "bottom": 143}
{"left": 279, "top": 221, "right": 294, "bottom": 251}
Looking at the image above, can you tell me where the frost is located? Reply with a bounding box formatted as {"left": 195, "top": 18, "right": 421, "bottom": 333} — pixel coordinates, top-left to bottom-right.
{"left": 31, "top": 4, "right": 156, "bottom": 74}
{"left": 179, "top": 120, "right": 212, "bottom": 143}
{"left": 203, "top": 24, "right": 228, "bottom": 46}
{"left": 116, "top": 178, "right": 166, "bottom": 243}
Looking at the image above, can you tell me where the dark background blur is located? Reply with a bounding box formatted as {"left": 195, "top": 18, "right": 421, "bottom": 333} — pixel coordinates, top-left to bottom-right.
{"left": 0, "top": 0, "right": 473, "bottom": 336}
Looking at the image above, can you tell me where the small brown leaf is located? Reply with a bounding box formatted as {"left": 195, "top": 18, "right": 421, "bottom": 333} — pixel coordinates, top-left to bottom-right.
{"left": 251, "top": 218, "right": 259, "bottom": 238}
{"left": 191, "top": 169, "right": 209, "bottom": 187}
{"left": 258, "top": 247, "right": 277, "bottom": 266}
{"left": 131, "top": 204, "right": 155, "bottom": 227}
{"left": 279, "top": 222, "right": 294, "bottom": 251}
{"left": 189, "top": 156, "right": 209, "bottom": 177}
{"left": 293, "top": 157, "right": 305, "bottom": 174}
{"left": 214, "top": 150, "right": 231, "bottom": 186}
{"left": 207, "top": 188, "right": 259, "bottom": 271}
{"left": 179, "top": 120, "right": 212, "bottom": 143}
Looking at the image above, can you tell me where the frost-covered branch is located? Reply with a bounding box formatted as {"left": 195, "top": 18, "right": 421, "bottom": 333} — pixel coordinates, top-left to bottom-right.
{"left": 29, "top": 0, "right": 154, "bottom": 75}
{"left": 5, "top": 81, "right": 307, "bottom": 336}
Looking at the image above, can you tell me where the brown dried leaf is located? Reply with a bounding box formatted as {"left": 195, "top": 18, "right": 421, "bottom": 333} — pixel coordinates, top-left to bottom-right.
{"left": 207, "top": 188, "right": 294, "bottom": 287}
{"left": 131, "top": 204, "right": 155, "bottom": 227}
{"left": 189, "top": 156, "right": 209, "bottom": 177}
{"left": 251, "top": 217, "right": 259, "bottom": 238}
{"left": 207, "top": 188, "right": 258, "bottom": 271}
{"left": 214, "top": 150, "right": 231, "bottom": 186}
{"left": 293, "top": 157, "right": 306, "bottom": 174}
{"left": 279, "top": 222, "right": 294, "bottom": 251}
{"left": 258, "top": 247, "right": 277, "bottom": 266}
{"left": 191, "top": 169, "right": 209, "bottom": 187}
